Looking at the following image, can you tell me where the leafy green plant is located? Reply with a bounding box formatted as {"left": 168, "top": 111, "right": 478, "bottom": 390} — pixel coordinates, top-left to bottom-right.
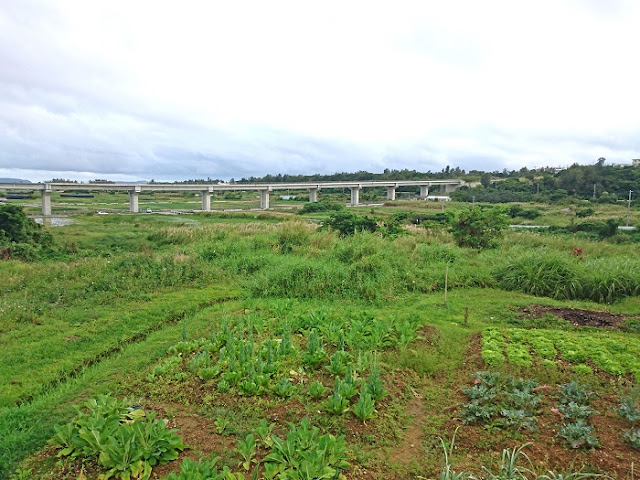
{"left": 48, "top": 395, "right": 185, "bottom": 480}
{"left": 617, "top": 394, "right": 640, "bottom": 424}
{"left": 474, "top": 371, "right": 503, "bottom": 387}
{"left": 273, "top": 378, "right": 295, "bottom": 398}
{"left": 557, "top": 382, "right": 597, "bottom": 406}
{"left": 499, "top": 409, "right": 538, "bottom": 431}
{"left": 252, "top": 419, "right": 275, "bottom": 448}
{"left": 338, "top": 377, "right": 359, "bottom": 400}
{"left": 162, "top": 457, "right": 243, "bottom": 480}
{"left": 557, "top": 402, "right": 597, "bottom": 421}
{"left": 262, "top": 419, "right": 349, "bottom": 479}
{"left": 353, "top": 389, "right": 375, "bottom": 422}
{"left": 461, "top": 384, "right": 496, "bottom": 403}
{"left": 217, "top": 379, "right": 231, "bottom": 393}
{"left": 460, "top": 402, "right": 497, "bottom": 425}
{"left": 308, "top": 381, "right": 330, "bottom": 399}
{"left": 506, "top": 389, "right": 541, "bottom": 410}
{"left": 214, "top": 417, "right": 231, "bottom": 435}
{"left": 481, "top": 329, "right": 506, "bottom": 366}
{"left": 557, "top": 420, "right": 599, "bottom": 449}
{"left": 236, "top": 434, "right": 257, "bottom": 471}
{"left": 324, "top": 379, "right": 350, "bottom": 415}
{"left": 622, "top": 428, "right": 640, "bottom": 450}
{"left": 365, "top": 368, "right": 387, "bottom": 402}
{"left": 301, "top": 330, "right": 326, "bottom": 369}
{"left": 326, "top": 350, "right": 350, "bottom": 376}
{"left": 11, "top": 467, "right": 33, "bottom": 480}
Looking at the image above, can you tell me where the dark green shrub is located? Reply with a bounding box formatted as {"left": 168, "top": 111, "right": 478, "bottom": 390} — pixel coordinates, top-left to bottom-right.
{"left": 322, "top": 211, "right": 379, "bottom": 236}
{"left": 576, "top": 208, "right": 595, "bottom": 218}
{"left": 504, "top": 204, "right": 540, "bottom": 219}
{"left": 450, "top": 207, "right": 508, "bottom": 249}
{"left": 0, "top": 205, "right": 54, "bottom": 259}
{"left": 298, "top": 201, "right": 344, "bottom": 215}
{"left": 0, "top": 204, "right": 41, "bottom": 244}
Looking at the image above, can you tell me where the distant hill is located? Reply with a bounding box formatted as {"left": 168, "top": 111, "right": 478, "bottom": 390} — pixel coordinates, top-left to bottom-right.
{"left": 0, "top": 178, "right": 32, "bottom": 183}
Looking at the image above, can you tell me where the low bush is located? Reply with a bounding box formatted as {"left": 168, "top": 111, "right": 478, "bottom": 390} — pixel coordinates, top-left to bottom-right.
{"left": 298, "top": 201, "right": 344, "bottom": 215}
{"left": 450, "top": 207, "right": 509, "bottom": 249}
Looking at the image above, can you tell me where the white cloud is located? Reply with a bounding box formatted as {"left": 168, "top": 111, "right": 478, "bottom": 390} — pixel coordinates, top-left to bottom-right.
{"left": 0, "top": 0, "right": 639, "bottom": 181}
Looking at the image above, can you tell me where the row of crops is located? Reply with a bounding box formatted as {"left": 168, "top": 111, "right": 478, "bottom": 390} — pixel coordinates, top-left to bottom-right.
{"left": 482, "top": 327, "right": 640, "bottom": 378}
{"left": 461, "top": 372, "right": 640, "bottom": 451}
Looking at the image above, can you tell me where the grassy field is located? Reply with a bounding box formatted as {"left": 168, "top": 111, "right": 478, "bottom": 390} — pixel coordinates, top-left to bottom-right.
{"left": 1, "top": 201, "right": 639, "bottom": 480}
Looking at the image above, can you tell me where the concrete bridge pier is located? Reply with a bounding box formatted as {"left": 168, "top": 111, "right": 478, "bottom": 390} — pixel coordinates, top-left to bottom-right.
{"left": 259, "top": 189, "right": 271, "bottom": 209}
{"left": 386, "top": 187, "right": 396, "bottom": 201}
{"left": 41, "top": 184, "right": 52, "bottom": 216}
{"left": 129, "top": 186, "right": 141, "bottom": 213}
{"left": 419, "top": 185, "right": 429, "bottom": 198}
{"left": 309, "top": 187, "right": 319, "bottom": 203}
{"left": 443, "top": 183, "right": 457, "bottom": 193}
{"left": 350, "top": 186, "right": 360, "bottom": 206}
{"left": 201, "top": 187, "right": 212, "bottom": 211}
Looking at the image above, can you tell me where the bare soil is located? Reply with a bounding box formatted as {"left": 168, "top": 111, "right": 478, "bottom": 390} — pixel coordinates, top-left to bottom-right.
{"left": 519, "top": 305, "right": 627, "bottom": 328}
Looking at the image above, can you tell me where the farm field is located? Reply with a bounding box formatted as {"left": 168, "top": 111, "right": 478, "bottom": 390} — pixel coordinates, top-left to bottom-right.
{"left": 1, "top": 201, "right": 639, "bottom": 480}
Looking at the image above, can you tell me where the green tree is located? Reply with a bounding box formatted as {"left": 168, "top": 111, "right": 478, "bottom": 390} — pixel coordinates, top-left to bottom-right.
{"left": 0, "top": 204, "right": 42, "bottom": 244}
{"left": 480, "top": 173, "right": 492, "bottom": 188}
{"left": 450, "top": 207, "right": 508, "bottom": 249}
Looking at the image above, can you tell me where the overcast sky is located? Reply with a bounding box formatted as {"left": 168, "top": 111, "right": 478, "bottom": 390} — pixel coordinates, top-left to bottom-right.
{"left": 1, "top": 1, "right": 639, "bottom": 182}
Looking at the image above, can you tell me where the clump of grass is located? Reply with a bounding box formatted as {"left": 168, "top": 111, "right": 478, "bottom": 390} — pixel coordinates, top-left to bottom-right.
{"left": 494, "top": 251, "right": 579, "bottom": 300}
{"left": 576, "top": 257, "right": 640, "bottom": 304}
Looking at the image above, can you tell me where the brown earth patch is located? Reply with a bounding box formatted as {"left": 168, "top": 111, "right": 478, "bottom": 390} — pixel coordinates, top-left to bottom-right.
{"left": 418, "top": 325, "right": 440, "bottom": 346}
{"left": 390, "top": 390, "right": 427, "bottom": 466}
{"left": 519, "top": 305, "right": 627, "bottom": 328}
{"left": 462, "top": 332, "right": 484, "bottom": 372}
{"left": 151, "top": 409, "right": 234, "bottom": 479}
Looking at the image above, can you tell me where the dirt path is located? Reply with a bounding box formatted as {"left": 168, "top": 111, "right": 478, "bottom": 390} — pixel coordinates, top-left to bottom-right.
{"left": 387, "top": 387, "right": 428, "bottom": 467}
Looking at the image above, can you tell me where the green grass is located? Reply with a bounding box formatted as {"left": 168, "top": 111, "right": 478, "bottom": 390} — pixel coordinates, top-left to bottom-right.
{"left": 1, "top": 203, "right": 639, "bottom": 479}
{"left": 0, "top": 299, "right": 245, "bottom": 479}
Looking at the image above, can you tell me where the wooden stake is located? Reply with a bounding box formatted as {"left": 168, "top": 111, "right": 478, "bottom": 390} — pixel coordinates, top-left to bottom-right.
{"left": 464, "top": 307, "right": 469, "bottom": 327}
{"left": 444, "top": 264, "right": 449, "bottom": 306}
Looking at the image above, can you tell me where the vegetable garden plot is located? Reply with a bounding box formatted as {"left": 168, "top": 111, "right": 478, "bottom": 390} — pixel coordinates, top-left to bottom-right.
{"left": 481, "top": 327, "right": 640, "bottom": 379}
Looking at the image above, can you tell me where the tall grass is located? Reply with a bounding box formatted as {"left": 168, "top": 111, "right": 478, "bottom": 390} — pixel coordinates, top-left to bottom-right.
{"left": 495, "top": 249, "right": 640, "bottom": 303}
{"left": 495, "top": 251, "right": 579, "bottom": 300}
{"left": 578, "top": 257, "right": 640, "bottom": 303}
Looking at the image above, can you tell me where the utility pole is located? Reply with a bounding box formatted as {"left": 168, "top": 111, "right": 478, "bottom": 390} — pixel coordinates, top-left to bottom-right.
{"left": 593, "top": 183, "right": 596, "bottom": 200}
{"left": 627, "top": 190, "right": 633, "bottom": 227}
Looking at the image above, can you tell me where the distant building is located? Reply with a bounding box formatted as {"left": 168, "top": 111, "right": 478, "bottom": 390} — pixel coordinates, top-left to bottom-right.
{"left": 633, "top": 159, "right": 640, "bottom": 167}
{"left": 426, "top": 195, "right": 451, "bottom": 202}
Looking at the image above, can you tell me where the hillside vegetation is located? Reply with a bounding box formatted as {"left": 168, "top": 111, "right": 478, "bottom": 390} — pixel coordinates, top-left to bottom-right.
{"left": 0, "top": 200, "right": 639, "bottom": 480}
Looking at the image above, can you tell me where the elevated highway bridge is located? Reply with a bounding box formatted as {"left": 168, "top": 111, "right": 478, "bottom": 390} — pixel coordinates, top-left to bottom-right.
{"left": 0, "top": 179, "right": 466, "bottom": 215}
